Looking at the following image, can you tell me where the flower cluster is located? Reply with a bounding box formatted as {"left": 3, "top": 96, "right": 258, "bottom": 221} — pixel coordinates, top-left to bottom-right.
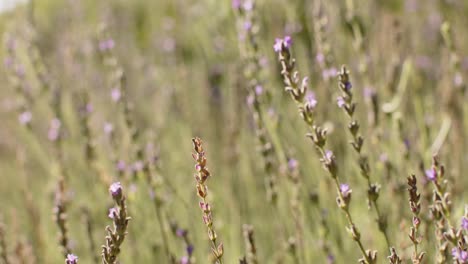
{"left": 102, "top": 182, "right": 131, "bottom": 264}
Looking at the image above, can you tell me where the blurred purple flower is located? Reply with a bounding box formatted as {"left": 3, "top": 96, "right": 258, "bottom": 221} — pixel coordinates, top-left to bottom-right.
{"left": 254, "top": 85, "right": 263, "bottom": 95}
{"left": 187, "top": 244, "right": 194, "bottom": 255}
{"left": 305, "top": 91, "right": 317, "bottom": 109}
{"left": 316, "top": 53, "right": 325, "bottom": 64}
{"left": 99, "top": 39, "right": 115, "bottom": 51}
{"left": 244, "top": 21, "right": 252, "bottom": 31}
{"left": 232, "top": 0, "right": 241, "bottom": 9}
{"left": 340, "top": 184, "right": 352, "bottom": 198}
{"left": 111, "top": 88, "right": 121, "bottom": 102}
{"left": 461, "top": 217, "right": 468, "bottom": 230}
{"left": 452, "top": 248, "right": 468, "bottom": 263}
{"left": 109, "top": 182, "right": 122, "bottom": 199}
{"left": 288, "top": 158, "right": 298, "bottom": 170}
{"left": 19, "top": 111, "right": 32, "bottom": 125}
{"left": 48, "top": 118, "right": 61, "bottom": 141}
{"left": 242, "top": 0, "right": 253, "bottom": 11}
{"left": 103, "top": 122, "right": 114, "bottom": 135}
{"left": 66, "top": 254, "right": 78, "bottom": 264}
{"left": 180, "top": 256, "right": 189, "bottom": 264}
{"left": 425, "top": 168, "right": 437, "bottom": 181}
{"left": 273, "top": 36, "right": 292, "bottom": 52}
{"left": 176, "top": 228, "right": 187, "bottom": 237}
{"left": 4, "top": 57, "right": 13, "bottom": 68}
{"left": 337, "top": 96, "right": 345, "bottom": 108}
{"left": 273, "top": 38, "right": 283, "bottom": 52}
{"left": 108, "top": 207, "right": 118, "bottom": 219}
{"left": 116, "top": 160, "right": 126, "bottom": 172}
{"left": 325, "top": 150, "right": 333, "bottom": 161}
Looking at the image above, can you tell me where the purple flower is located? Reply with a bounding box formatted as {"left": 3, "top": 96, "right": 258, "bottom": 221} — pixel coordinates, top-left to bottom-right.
{"left": 244, "top": 21, "right": 252, "bottom": 31}
{"left": 232, "top": 0, "right": 241, "bottom": 9}
{"left": 116, "top": 160, "right": 126, "bottom": 172}
{"left": 242, "top": 0, "right": 253, "bottom": 11}
{"left": 340, "top": 184, "right": 352, "bottom": 198}
{"left": 187, "top": 244, "right": 194, "bottom": 255}
{"left": 108, "top": 207, "right": 118, "bottom": 219}
{"left": 48, "top": 118, "right": 61, "bottom": 141}
{"left": 337, "top": 96, "right": 345, "bottom": 108}
{"left": 109, "top": 182, "right": 122, "bottom": 199}
{"left": 66, "top": 254, "right": 78, "bottom": 264}
{"left": 273, "top": 36, "right": 292, "bottom": 52}
{"left": 254, "top": 85, "right": 263, "bottom": 95}
{"left": 425, "top": 168, "right": 437, "bottom": 181}
{"left": 305, "top": 91, "right": 317, "bottom": 109}
{"left": 461, "top": 217, "right": 468, "bottom": 230}
{"left": 283, "top": 36, "right": 292, "bottom": 48}
{"left": 316, "top": 53, "right": 325, "bottom": 64}
{"left": 180, "top": 256, "right": 189, "bottom": 264}
{"left": 344, "top": 81, "right": 352, "bottom": 91}
{"left": 273, "top": 38, "right": 283, "bottom": 52}
{"left": 18, "top": 111, "right": 32, "bottom": 125}
{"left": 246, "top": 94, "right": 255, "bottom": 106}
{"left": 452, "top": 248, "right": 468, "bottom": 263}
{"left": 176, "top": 228, "right": 187, "bottom": 237}
{"left": 288, "top": 158, "right": 298, "bottom": 170}
{"left": 111, "top": 88, "right": 121, "bottom": 102}
{"left": 103, "top": 122, "right": 114, "bottom": 135}
{"left": 99, "top": 39, "right": 115, "bottom": 51}
{"left": 325, "top": 150, "right": 334, "bottom": 161}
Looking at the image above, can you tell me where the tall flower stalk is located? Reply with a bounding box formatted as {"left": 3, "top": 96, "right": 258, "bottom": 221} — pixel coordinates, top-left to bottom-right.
{"left": 191, "top": 137, "right": 224, "bottom": 264}
{"left": 274, "top": 36, "right": 376, "bottom": 264}
{"left": 336, "top": 66, "right": 391, "bottom": 249}
{"left": 407, "top": 174, "right": 425, "bottom": 263}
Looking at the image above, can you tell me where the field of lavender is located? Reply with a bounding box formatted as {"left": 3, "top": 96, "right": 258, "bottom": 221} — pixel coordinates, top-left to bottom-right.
{"left": 1, "top": 0, "right": 468, "bottom": 263}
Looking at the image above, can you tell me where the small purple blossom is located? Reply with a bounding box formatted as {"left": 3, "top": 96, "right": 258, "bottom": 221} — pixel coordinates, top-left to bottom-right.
{"left": 461, "top": 217, "right": 468, "bottom": 230}
{"left": 344, "top": 81, "right": 352, "bottom": 91}
{"left": 316, "top": 53, "right": 325, "bottom": 64}
{"left": 246, "top": 94, "right": 255, "bottom": 106}
{"left": 180, "top": 256, "right": 189, "bottom": 264}
{"left": 425, "top": 168, "right": 437, "bottom": 181}
{"left": 187, "top": 244, "right": 194, "bottom": 255}
{"left": 242, "top": 0, "right": 253, "bottom": 11}
{"left": 176, "top": 228, "right": 187, "bottom": 237}
{"left": 19, "top": 111, "right": 32, "bottom": 125}
{"left": 116, "top": 160, "right": 126, "bottom": 172}
{"left": 452, "top": 248, "right": 468, "bottom": 263}
{"left": 232, "top": 0, "right": 241, "bottom": 9}
{"left": 325, "top": 150, "right": 333, "bottom": 161}
{"left": 340, "top": 184, "right": 352, "bottom": 198}
{"left": 273, "top": 36, "right": 292, "bottom": 52}
{"left": 104, "top": 122, "right": 114, "bottom": 135}
{"left": 108, "top": 207, "right": 118, "bottom": 219}
{"left": 288, "top": 158, "right": 298, "bottom": 170}
{"left": 111, "top": 88, "right": 121, "bottom": 102}
{"left": 305, "top": 91, "right": 318, "bottom": 108}
{"left": 66, "top": 254, "right": 78, "bottom": 264}
{"left": 337, "top": 96, "right": 345, "bottom": 108}
{"left": 273, "top": 38, "right": 283, "bottom": 52}
{"left": 244, "top": 21, "right": 252, "bottom": 31}
{"left": 109, "top": 182, "right": 122, "bottom": 199}
{"left": 99, "top": 39, "right": 115, "bottom": 51}
{"left": 254, "top": 85, "right": 263, "bottom": 95}
{"left": 48, "top": 118, "right": 61, "bottom": 141}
